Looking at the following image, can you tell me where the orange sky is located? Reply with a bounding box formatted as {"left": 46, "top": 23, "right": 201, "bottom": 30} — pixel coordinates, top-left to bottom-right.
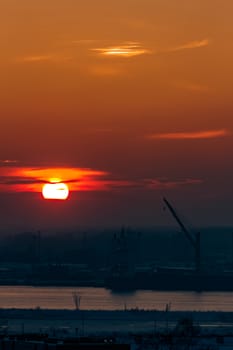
{"left": 0, "top": 0, "right": 233, "bottom": 230}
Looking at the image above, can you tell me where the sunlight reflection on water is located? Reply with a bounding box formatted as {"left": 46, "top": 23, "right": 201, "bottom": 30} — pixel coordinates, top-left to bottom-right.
{"left": 0, "top": 286, "right": 233, "bottom": 311}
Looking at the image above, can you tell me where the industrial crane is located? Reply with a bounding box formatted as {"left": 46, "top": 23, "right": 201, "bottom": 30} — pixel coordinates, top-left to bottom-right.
{"left": 163, "top": 197, "right": 201, "bottom": 273}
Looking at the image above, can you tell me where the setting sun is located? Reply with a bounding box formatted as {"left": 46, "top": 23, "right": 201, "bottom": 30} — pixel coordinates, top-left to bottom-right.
{"left": 42, "top": 183, "right": 69, "bottom": 200}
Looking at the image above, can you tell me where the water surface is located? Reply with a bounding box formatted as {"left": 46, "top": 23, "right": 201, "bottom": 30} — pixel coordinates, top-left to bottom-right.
{"left": 0, "top": 286, "right": 233, "bottom": 311}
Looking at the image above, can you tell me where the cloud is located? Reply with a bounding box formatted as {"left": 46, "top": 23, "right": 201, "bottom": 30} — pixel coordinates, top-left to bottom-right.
{"left": 0, "top": 164, "right": 203, "bottom": 194}
{"left": 0, "top": 160, "right": 19, "bottom": 166}
{"left": 92, "top": 177, "right": 203, "bottom": 191}
{"left": 145, "top": 178, "right": 203, "bottom": 190}
{"left": 90, "top": 38, "right": 209, "bottom": 61}
{"left": 18, "top": 55, "right": 53, "bottom": 62}
{"left": 0, "top": 167, "right": 107, "bottom": 193}
{"left": 14, "top": 38, "right": 208, "bottom": 68}
{"left": 15, "top": 54, "right": 72, "bottom": 63}
{"left": 165, "top": 39, "right": 210, "bottom": 54}
{"left": 0, "top": 176, "right": 46, "bottom": 186}
{"left": 147, "top": 129, "right": 230, "bottom": 140}
{"left": 92, "top": 42, "right": 151, "bottom": 58}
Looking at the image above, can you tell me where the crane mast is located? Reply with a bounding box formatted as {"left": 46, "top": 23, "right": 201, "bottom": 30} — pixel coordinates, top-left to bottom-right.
{"left": 163, "top": 197, "right": 201, "bottom": 273}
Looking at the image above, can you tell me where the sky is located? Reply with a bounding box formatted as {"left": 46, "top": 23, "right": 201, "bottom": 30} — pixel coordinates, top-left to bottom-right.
{"left": 0, "top": 0, "right": 233, "bottom": 231}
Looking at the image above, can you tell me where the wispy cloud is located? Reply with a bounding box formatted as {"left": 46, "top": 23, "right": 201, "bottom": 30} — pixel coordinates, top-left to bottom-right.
{"left": 165, "top": 39, "right": 210, "bottom": 54}
{"left": 14, "top": 38, "right": 209, "bottom": 67}
{"left": 80, "top": 177, "right": 203, "bottom": 191}
{"left": 147, "top": 129, "right": 230, "bottom": 140}
{"left": 0, "top": 164, "right": 203, "bottom": 194}
{"left": 90, "top": 38, "right": 209, "bottom": 60}
{"left": 0, "top": 167, "right": 107, "bottom": 193}
{"left": 145, "top": 178, "right": 203, "bottom": 189}
{"left": 15, "top": 54, "right": 72, "bottom": 63}
{"left": 92, "top": 42, "right": 151, "bottom": 58}
{"left": 18, "top": 55, "right": 53, "bottom": 62}
{"left": 0, "top": 160, "right": 18, "bottom": 166}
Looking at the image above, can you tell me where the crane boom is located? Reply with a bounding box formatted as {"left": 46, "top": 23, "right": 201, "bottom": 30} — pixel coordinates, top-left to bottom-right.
{"left": 163, "top": 197, "right": 201, "bottom": 273}
{"left": 163, "top": 197, "right": 195, "bottom": 247}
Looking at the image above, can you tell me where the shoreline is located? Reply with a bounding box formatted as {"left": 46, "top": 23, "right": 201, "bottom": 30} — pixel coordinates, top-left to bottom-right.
{"left": 1, "top": 309, "right": 233, "bottom": 321}
{"left": 1, "top": 309, "right": 233, "bottom": 336}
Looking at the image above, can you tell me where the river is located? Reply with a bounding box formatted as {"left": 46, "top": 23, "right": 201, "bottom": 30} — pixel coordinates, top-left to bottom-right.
{"left": 0, "top": 286, "right": 233, "bottom": 311}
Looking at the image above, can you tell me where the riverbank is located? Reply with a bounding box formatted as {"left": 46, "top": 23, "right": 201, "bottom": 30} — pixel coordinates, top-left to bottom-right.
{"left": 1, "top": 308, "right": 233, "bottom": 321}
{"left": 1, "top": 309, "right": 233, "bottom": 335}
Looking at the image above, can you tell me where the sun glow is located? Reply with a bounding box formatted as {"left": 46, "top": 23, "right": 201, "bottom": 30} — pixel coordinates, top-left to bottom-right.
{"left": 42, "top": 182, "right": 69, "bottom": 200}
